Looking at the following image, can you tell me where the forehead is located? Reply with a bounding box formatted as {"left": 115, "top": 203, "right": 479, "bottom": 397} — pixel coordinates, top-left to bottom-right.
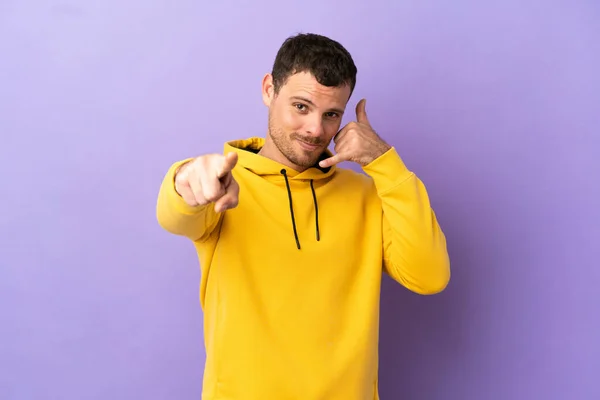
{"left": 279, "top": 72, "right": 351, "bottom": 109}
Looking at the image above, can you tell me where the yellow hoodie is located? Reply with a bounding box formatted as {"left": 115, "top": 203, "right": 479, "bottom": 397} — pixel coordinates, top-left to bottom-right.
{"left": 156, "top": 137, "right": 450, "bottom": 400}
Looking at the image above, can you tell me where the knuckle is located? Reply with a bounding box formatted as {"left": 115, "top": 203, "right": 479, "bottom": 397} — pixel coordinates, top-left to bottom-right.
{"left": 174, "top": 176, "right": 188, "bottom": 190}
{"left": 191, "top": 190, "right": 206, "bottom": 205}
{"left": 194, "top": 156, "right": 213, "bottom": 172}
{"left": 203, "top": 187, "right": 223, "bottom": 202}
{"left": 176, "top": 168, "right": 188, "bottom": 180}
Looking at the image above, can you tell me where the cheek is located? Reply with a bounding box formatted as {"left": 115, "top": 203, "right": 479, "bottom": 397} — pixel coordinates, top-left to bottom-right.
{"left": 280, "top": 110, "right": 303, "bottom": 131}
{"left": 324, "top": 121, "right": 342, "bottom": 139}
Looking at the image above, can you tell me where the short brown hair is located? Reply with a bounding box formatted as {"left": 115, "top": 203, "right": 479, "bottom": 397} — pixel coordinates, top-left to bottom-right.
{"left": 271, "top": 33, "right": 357, "bottom": 95}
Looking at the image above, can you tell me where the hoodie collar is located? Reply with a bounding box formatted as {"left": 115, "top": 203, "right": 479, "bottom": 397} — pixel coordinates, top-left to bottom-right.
{"left": 224, "top": 137, "right": 336, "bottom": 181}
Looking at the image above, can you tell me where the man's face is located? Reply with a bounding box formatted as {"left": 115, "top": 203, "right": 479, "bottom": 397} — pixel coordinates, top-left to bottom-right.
{"left": 261, "top": 72, "right": 351, "bottom": 170}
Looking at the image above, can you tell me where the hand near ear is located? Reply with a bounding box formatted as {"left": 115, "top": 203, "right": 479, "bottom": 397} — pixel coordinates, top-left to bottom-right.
{"left": 319, "top": 99, "right": 391, "bottom": 168}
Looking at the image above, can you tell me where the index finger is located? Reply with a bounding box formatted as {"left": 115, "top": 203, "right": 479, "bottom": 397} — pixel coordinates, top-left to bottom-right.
{"left": 217, "top": 152, "right": 238, "bottom": 178}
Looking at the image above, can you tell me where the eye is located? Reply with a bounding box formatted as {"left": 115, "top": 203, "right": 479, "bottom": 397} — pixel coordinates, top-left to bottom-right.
{"left": 294, "top": 103, "right": 307, "bottom": 111}
{"left": 325, "top": 112, "right": 339, "bottom": 119}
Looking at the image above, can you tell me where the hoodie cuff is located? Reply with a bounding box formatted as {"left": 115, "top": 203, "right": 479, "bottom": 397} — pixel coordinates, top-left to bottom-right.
{"left": 362, "top": 147, "right": 413, "bottom": 194}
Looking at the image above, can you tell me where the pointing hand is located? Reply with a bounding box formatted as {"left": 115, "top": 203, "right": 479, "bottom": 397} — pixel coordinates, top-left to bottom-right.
{"left": 175, "top": 152, "right": 239, "bottom": 212}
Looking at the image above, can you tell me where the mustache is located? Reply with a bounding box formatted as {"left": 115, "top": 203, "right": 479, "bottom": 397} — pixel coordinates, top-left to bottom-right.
{"left": 290, "top": 133, "right": 325, "bottom": 146}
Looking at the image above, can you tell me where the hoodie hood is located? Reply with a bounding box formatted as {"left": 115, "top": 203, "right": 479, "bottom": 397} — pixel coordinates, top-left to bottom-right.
{"left": 224, "top": 137, "right": 336, "bottom": 182}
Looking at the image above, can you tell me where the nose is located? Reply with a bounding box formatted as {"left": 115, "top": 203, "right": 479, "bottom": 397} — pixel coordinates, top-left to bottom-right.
{"left": 304, "top": 115, "right": 324, "bottom": 138}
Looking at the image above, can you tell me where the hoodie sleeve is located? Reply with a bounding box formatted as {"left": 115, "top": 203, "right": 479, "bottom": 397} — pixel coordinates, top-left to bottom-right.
{"left": 362, "top": 147, "right": 450, "bottom": 294}
{"left": 156, "top": 159, "right": 223, "bottom": 242}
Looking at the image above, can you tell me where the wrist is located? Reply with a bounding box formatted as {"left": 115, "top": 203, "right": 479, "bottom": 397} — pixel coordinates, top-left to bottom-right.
{"left": 364, "top": 141, "right": 392, "bottom": 165}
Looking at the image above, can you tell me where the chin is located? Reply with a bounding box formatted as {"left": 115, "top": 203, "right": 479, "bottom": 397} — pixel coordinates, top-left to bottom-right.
{"left": 297, "top": 152, "right": 322, "bottom": 168}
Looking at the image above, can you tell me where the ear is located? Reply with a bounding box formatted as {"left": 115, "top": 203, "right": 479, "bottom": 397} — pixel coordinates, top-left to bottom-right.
{"left": 261, "top": 73, "right": 275, "bottom": 106}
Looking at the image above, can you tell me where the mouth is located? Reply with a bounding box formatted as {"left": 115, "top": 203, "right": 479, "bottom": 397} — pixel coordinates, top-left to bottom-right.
{"left": 296, "top": 139, "right": 321, "bottom": 151}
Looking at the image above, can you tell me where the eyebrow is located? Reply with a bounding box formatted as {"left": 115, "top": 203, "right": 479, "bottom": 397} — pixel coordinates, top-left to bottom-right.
{"left": 290, "top": 96, "right": 344, "bottom": 115}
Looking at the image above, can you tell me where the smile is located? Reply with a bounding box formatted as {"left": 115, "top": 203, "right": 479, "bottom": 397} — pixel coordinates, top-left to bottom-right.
{"left": 296, "top": 140, "right": 320, "bottom": 151}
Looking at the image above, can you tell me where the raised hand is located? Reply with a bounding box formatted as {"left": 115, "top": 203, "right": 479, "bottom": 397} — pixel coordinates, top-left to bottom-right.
{"left": 319, "top": 99, "right": 391, "bottom": 168}
{"left": 175, "top": 152, "right": 239, "bottom": 212}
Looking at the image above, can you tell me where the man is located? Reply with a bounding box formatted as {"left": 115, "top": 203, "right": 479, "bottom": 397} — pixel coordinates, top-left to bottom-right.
{"left": 157, "top": 33, "right": 450, "bottom": 400}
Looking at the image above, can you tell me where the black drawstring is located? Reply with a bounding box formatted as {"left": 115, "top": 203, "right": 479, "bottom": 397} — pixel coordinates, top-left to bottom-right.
{"left": 310, "top": 180, "right": 320, "bottom": 241}
{"left": 280, "top": 169, "right": 321, "bottom": 250}
{"left": 281, "top": 169, "right": 301, "bottom": 249}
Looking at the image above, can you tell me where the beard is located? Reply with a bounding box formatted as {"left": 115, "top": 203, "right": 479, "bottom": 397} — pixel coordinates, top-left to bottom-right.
{"left": 268, "top": 114, "right": 326, "bottom": 169}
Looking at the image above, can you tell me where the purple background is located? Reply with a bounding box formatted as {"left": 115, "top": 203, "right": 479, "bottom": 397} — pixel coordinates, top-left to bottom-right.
{"left": 1, "top": 1, "right": 599, "bottom": 399}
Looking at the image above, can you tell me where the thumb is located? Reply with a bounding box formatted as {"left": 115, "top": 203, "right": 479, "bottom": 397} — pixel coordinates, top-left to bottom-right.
{"left": 217, "top": 152, "right": 238, "bottom": 178}
{"left": 356, "top": 98, "right": 370, "bottom": 125}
